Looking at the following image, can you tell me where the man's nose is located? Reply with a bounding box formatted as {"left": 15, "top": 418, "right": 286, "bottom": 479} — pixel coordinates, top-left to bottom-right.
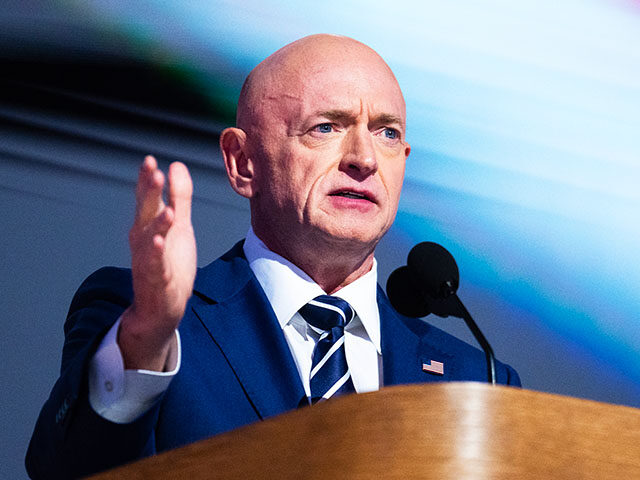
{"left": 340, "top": 126, "right": 378, "bottom": 177}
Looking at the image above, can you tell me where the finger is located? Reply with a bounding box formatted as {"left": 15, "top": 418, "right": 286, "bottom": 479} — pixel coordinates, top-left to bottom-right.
{"left": 167, "top": 162, "right": 193, "bottom": 224}
{"left": 130, "top": 205, "right": 173, "bottom": 251}
{"left": 150, "top": 206, "right": 174, "bottom": 238}
{"left": 135, "top": 155, "right": 156, "bottom": 207}
{"left": 131, "top": 219, "right": 171, "bottom": 279}
{"left": 132, "top": 233, "right": 168, "bottom": 287}
{"left": 135, "top": 156, "right": 166, "bottom": 224}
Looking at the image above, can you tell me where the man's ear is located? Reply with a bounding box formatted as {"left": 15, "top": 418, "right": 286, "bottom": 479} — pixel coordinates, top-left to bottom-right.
{"left": 220, "top": 127, "right": 257, "bottom": 198}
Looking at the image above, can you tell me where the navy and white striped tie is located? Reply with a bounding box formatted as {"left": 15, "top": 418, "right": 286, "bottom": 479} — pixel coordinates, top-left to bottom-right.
{"left": 299, "top": 295, "right": 356, "bottom": 404}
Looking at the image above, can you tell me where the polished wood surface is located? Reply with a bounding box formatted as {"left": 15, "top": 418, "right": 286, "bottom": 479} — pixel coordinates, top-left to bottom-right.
{"left": 89, "top": 383, "right": 640, "bottom": 479}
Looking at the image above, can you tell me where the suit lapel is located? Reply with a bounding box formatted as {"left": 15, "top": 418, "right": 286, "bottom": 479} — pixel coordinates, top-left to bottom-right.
{"left": 191, "top": 243, "right": 306, "bottom": 419}
{"left": 378, "top": 287, "right": 457, "bottom": 385}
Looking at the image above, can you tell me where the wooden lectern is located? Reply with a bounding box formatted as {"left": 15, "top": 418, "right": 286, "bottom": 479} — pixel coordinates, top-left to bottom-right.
{"left": 89, "top": 383, "right": 640, "bottom": 479}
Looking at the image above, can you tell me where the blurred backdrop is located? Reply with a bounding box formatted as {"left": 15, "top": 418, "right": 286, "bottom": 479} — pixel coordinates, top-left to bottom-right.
{"left": 2, "top": 1, "right": 639, "bottom": 478}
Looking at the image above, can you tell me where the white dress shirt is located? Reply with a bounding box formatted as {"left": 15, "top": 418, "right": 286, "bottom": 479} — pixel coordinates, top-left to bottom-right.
{"left": 243, "top": 227, "right": 382, "bottom": 397}
{"left": 89, "top": 228, "right": 382, "bottom": 423}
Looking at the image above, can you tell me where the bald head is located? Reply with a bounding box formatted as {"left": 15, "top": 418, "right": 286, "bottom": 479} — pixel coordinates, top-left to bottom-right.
{"left": 236, "top": 34, "right": 405, "bottom": 132}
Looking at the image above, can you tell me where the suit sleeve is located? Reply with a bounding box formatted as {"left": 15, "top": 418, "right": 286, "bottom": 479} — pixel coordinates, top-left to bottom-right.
{"left": 25, "top": 267, "right": 163, "bottom": 480}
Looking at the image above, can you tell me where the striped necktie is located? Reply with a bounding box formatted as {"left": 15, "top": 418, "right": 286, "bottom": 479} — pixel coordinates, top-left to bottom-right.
{"left": 299, "top": 295, "right": 356, "bottom": 404}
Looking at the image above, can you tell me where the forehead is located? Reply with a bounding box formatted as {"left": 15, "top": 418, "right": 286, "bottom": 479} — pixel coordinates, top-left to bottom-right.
{"left": 258, "top": 48, "right": 406, "bottom": 128}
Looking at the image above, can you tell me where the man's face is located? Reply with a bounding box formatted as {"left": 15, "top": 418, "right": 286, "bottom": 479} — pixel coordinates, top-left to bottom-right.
{"left": 246, "top": 40, "right": 410, "bottom": 258}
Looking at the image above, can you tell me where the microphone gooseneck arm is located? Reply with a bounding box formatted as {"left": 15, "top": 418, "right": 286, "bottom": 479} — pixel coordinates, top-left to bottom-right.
{"left": 451, "top": 295, "right": 496, "bottom": 385}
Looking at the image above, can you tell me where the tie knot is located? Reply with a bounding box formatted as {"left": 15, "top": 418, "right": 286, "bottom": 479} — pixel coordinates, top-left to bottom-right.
{"left": 299, "top": 295, "right": 354, "bottom": 331}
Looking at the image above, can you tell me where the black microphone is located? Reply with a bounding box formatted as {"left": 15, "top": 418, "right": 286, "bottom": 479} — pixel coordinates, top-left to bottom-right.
{"left": 385, "top": 266, "right": 431, "bottom": 317}
{"left": 386, "top": 242, "right": 497, "bottom": 384}
{"left": 407, "top": 242, "right": 459, "bottom": 299}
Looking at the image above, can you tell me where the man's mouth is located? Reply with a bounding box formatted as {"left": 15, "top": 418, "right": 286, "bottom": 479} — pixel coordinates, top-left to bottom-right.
{"left": 330, "top": 191, "right": 374, "bottom": 202}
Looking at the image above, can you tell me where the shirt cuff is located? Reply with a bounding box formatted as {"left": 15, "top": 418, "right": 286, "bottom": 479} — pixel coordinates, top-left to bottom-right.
{"left": 88, "top": 316, "right": 181, "bottom": 424}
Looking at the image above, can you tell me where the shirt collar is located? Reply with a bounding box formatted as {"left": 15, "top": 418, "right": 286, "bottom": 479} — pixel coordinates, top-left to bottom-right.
{"left": 243, "top": 227, "right": 381, "bottom": 353}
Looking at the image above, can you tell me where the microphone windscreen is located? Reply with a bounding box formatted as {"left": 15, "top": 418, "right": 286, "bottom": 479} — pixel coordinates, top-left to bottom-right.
{"left": 407, "top": 242, "right": 459, "bottom": 298}
{"left": 386, "top": 266, "right": 432, "bottom": 318}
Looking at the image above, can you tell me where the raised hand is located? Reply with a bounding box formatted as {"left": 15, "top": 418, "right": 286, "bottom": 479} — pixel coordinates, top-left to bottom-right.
{"left": 118, "top": 156, "right": 197, "bottom": 371}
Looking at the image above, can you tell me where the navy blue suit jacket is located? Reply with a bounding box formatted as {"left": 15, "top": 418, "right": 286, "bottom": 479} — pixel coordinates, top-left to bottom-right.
{"left": 26, "top": 241, "right": 520, "bottom": 479}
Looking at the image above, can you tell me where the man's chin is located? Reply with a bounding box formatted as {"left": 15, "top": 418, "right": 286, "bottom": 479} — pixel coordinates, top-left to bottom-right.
{"left": 314, "top": 222, "right": 385, "bottom": 251}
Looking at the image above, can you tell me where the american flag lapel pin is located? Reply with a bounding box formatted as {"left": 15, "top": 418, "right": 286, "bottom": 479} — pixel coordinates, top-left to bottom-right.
{"left": 422, "top": 360, "right": 444, "bottom": 375}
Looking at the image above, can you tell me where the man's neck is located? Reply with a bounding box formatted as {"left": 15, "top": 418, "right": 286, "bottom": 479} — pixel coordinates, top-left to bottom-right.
{"left": 293, "top": 252, "right": 375, "bottom": 294}
{"left": 250, "top": 227, "right": 376, "bottom": 294}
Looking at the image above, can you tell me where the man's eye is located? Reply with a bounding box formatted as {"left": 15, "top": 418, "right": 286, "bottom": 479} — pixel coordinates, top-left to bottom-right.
{"left": 314, "top": 123, "right": 334, "bottom": 133}
{"left": 384, "top": 128, "right": 399, "bottom": 139}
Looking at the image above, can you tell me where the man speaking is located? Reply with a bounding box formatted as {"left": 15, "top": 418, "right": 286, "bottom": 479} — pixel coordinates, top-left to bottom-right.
{"left": 26, "top": 34, "right": 520, "bottom": 479}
